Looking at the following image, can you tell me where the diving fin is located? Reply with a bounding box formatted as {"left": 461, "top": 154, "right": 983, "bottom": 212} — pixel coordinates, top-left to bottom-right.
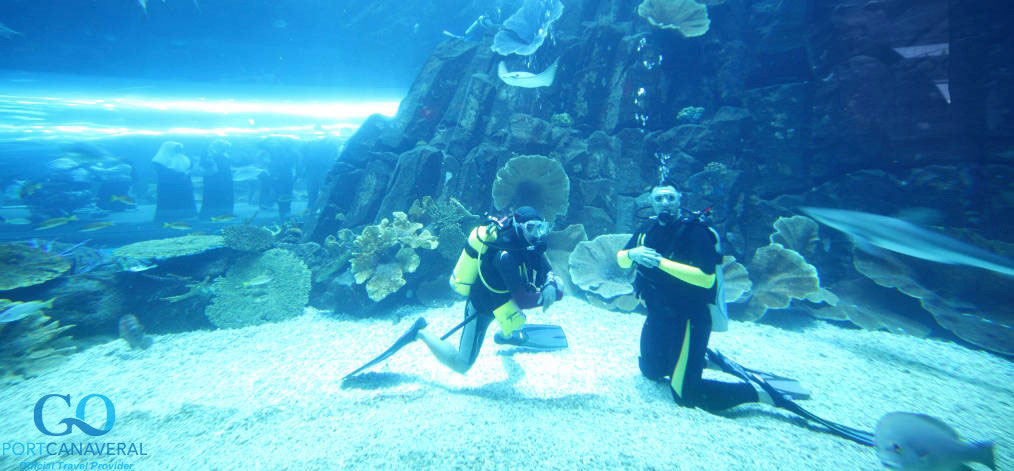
{"left": 707, "top": 348, "right": 875, "bottom": 447}
{"left": 705, "top": 349, "right": 810, "bottom": 400}
{"left": 342, "top": 317, "right": 428, "bottom": 381}
{"left": 494, "top": 324, "right": 568, "bottom": 351}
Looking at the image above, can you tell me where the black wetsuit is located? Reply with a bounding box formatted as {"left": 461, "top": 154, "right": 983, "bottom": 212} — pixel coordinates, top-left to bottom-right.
{"left": 457, "top": 227, "right": 553, "bottom": 368}
{"left": 626, "top": 216, "right": 757, "bottom": 411}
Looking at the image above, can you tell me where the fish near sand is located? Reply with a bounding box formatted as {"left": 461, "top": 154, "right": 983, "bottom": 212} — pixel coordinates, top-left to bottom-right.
{"left": 0, "top": 298, "right": 56, "bottom": 323}
{"left": 874, "top": 412, "right": 995, "bottom": 471}
{"left": 800, "top": 207, "right": 1014, "bottom": 277}
{"left": 498, "top": 59, "right": 559, "bottom": 88}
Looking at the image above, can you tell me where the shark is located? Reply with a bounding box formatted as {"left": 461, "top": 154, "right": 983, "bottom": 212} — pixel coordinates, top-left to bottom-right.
{"left": 800, "top": 207, "right": 1014, "bottom": 277}
{"left": 497, "top": 59, "right": 558, "bottom": 88}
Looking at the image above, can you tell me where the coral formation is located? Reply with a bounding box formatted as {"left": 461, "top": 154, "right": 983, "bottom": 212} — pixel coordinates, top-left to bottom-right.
{"left": 222, "top": 225, "right": 275, "bottom": 252}
{"left": 637, "top": 0, "right": 710, "bottom": 38}
{"left": 408, "top": 196, "right": 479, "bottom": 261}
{"left": 569, "top": 234, "right": 636, "bottom": 310}
{"left": 853, "top": 249, "right": 1014, "bottom": 355}
{"left": 720, "top": 256, "right": 751, "bottom": 303}
{"left": 0, "top": 311, "right": 75, "bottom": 386}
{"left": 769, "top": 215, "right": 820, "bottom": 257}
{"left": 546, "top": 224, "right": 588, "bottom": 253}
{"left": 741, "top": 244, "right": 821, "bottom": 321}
{"left": 0, "top": 243, "right": 72, "bottom": 291}
{"left": 112, "top": 235, "right": 225, "bottom": 260}
{"left": 491, "top": 155, "right": 570, "bottom": 223}
{"left": 205, "top": 249, "right": 311, "bottom": 328}
{"left": 350, "top": 212, "right": 438, "bottom": 302}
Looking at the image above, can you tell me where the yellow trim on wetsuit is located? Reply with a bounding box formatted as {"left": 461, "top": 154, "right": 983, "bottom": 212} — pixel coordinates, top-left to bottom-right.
{"left": 617, "top": 249, "right": 633, "bottom": 268}
{"left": 659, "top": 258, "right": 715, "bottom": 289}
{"left": 492, "top": 299, "right": 525, "bottom": 337}
{"left": 669, "top": 318, "right": 693, "bottom": 398}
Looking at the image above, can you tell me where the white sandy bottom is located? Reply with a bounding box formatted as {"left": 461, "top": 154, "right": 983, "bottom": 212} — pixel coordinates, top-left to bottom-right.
{"left": 1, "top": 298, "right": 1011, "bottom": 470}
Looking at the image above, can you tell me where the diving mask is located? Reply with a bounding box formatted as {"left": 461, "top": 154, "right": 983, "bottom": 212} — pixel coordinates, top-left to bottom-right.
{"left": 520, "top": 219, "right": 551, "bottom": 244}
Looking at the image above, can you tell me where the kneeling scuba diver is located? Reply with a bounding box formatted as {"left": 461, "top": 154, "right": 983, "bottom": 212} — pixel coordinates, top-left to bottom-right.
{"left": 343, "top": 206, "right": 566, "bottom": 379}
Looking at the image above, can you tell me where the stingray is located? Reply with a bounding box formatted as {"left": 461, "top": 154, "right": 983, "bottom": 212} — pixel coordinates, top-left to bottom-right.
{"left": 498, "top": 59, "right": 559, "bottom": 88}
{"left": 492, "top": 0, "right": 565, "bottom": 56}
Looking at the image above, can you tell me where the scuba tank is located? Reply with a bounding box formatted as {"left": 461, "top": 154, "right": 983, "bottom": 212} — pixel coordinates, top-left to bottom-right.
{"left": 448, "top": 214, "right": 509, "bottom": 296}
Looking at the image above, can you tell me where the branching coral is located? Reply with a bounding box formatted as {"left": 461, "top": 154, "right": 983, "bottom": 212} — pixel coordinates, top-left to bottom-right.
{"left": 112, "top": 235, "right": 224, "bottom": 260}
{"left": 205, "top": 248, "right": 310, "bottom": 328}
{"left": 492, "top": 155, "right": 570, "bottom": 223}
{"left": 569, "top": 234, "right": 637, "bottom": 311}
{"left": 741, "top": 243, "right": 821, "bottom": 321}
{"left": 0, "top": 312, "right": 75, "bottom": 386}
{"left": 350, "top": 212, "right": 439, "bottom": 302}
{"left": 0, "top": 244, "right": 72, "bottom": 291}
{"left": 637, "top": 0, "right": 711, "bottom": 38}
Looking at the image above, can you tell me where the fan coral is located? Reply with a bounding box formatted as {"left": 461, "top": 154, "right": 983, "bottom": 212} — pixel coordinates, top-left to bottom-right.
{"left": 569, "top": 234, "right": 636, "bottom": 310}
{"left": 769, "top": 215, "right": 820, "bottom": 257}
{"left": 741, "top": 244, "right": 821, "bottom": 321}
{"left": 637, "top": 0, "right": 710, "bottom": 38}
{"left": 491, "top": 155, "right": 570, "bottom": 223}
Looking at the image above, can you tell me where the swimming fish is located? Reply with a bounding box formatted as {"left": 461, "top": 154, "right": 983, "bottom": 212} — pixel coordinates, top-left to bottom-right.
{"left": 36, "top": 215, "right": 77, "bottom": 230}
{"left": 497, "top": 59, "right": 559, "bottom": 88}
{"left": 110, "top": 194, "right": 136, "bottom": 205}
{"left": 242, "top": 274, "right": 273, "bottom": 288}
{"left": 0, "top": 298, "right": 56, "bottom": 323}
{"left": 118, "top": 258, "right": 157, "bottom": 273}
{"left": 4, "top": 217, "right": 31, "bottom": 225}
{"left": 19, "top": 182, "right": 42, "bottom": 198}
{"left": 163, "top": 222, "right": 192, "bottom": 231}
{"left": 210, "top": 215, "right": 235, "bottom": 223}
{"left": 800, "top": 207, "right": 1014, "bottom": 277}
{"left": 80, "top": 221, "right": 115, "bottom": 232}
{"left": 874, "top": 412, "right": 995, "bottom": 471}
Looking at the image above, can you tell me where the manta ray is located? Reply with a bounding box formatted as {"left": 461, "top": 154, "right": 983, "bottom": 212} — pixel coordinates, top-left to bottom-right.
{"left": 497, "top": 59, "right": 559, "bottom": 88}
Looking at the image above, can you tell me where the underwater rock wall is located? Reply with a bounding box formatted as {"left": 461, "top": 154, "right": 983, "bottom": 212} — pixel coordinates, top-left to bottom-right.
{"left": 304, "top": 0, "right": 1012, "bottom": 351}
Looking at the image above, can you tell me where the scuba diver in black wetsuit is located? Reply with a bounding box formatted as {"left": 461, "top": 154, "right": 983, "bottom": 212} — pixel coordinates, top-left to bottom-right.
{"left": 617, "top": 186, "right": 779, "bottom": 411}
{"left": 411, "top": 206, "right": 562, "bottom": 373}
